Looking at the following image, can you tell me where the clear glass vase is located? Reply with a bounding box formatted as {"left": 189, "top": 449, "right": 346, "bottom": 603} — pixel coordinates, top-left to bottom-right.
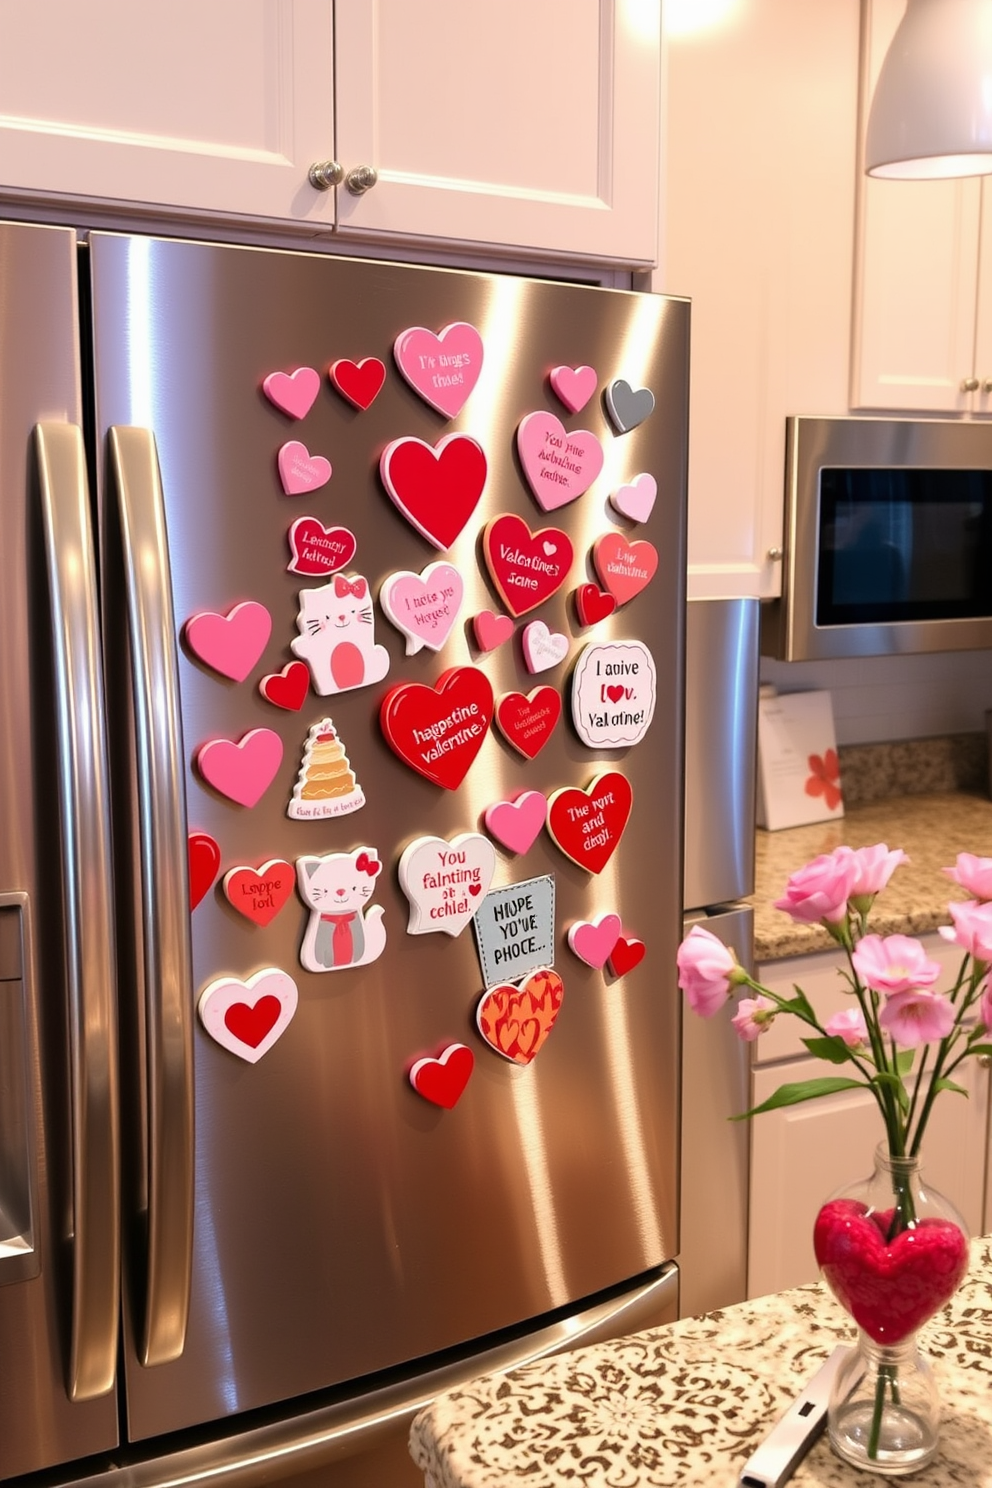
{"left": 813, "top": 1145, "right": 969, "bottom": 1476}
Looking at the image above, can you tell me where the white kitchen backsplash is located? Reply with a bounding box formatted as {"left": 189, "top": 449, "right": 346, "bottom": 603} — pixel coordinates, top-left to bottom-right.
{"left": 759, "top": 649, "right": 992, "bottom": 745}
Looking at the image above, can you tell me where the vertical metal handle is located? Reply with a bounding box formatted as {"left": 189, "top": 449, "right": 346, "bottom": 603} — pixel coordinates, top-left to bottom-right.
{"left": 35, "top": 423, "right": 121, "bottom": 1401}
{"left": 107, "top": 427, "right": 194, "bottom": 1368}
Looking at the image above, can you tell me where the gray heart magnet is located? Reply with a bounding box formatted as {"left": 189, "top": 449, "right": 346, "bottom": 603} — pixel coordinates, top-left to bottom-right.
{"left": 605, "top": 379, "right": 655, "bottom": 434}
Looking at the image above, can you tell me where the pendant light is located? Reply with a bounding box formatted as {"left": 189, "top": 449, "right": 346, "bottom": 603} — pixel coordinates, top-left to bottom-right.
{"left": 866, "top": 0, "right": 992, "bottom": 178}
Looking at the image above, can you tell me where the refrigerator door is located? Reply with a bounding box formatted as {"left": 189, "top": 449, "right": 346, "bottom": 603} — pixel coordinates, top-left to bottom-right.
{"left": 0, "top": 223, "right": 121, "bottom": 1476}
{"left": 88, "top": 233, "right": 688, "bottom": 1440}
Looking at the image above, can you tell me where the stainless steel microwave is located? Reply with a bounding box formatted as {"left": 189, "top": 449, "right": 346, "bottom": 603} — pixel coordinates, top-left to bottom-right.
{"left": 762, "top": 416, "right": 992, "bottom": 660}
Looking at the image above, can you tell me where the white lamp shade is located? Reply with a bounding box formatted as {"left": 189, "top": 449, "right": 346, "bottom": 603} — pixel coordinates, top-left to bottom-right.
{"left": 866, "top": 0, "right": 992, "bottom": 178}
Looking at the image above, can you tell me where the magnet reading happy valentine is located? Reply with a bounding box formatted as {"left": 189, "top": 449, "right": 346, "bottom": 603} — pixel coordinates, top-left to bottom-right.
{"left": 380, "top": 562, "right": 464, "bottom": 655}
{"left": 398, "top": 832, "right": 496, "bottom": 937}
{"left": 296, "top": 847, "right": 386, "bottom": 973}
{"left": 287, "top": 717, "right": 365, "bottom": 820}
{"left": 290, "top": 573, "right": 390, "bottom": 696}
{"left": 481, "top": 514, "right": 573, "bottom": 618}
{"left": 516, "top": 411, "right": 603, "bottom": 512}
{"left": 571, "top": 640, "right": 657, "bottom": 748}
{"left": 546, "top": 771, "right": 632, "bottom": 874}
{"left": 380, "top": 667, "right": 494, "bottom": 790}
{"left": 393, "top": 322, "right": 484, "bottom": 417}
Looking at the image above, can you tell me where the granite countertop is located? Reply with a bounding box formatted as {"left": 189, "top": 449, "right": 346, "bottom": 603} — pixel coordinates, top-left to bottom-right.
{"left": 410, "top": 1238, "right": 992, "bottom": 1488}
{"left": 751, "top": 791, "right": 992, "bottom": 962}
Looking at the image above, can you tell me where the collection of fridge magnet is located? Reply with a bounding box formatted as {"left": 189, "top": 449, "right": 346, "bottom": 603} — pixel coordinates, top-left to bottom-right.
{"left": 380, "top": 562, "right": 464, "bottom": 655}
{"left": 571, "top": 641, "right": 657, "bottom": 748}
{"left": 290, "top": 574, "right": 391, "bottom": 696}
{"left": 521, "top": 620, "right": 569, "bottom": 674}
{"left": 476, "top": 969, "right": 565, "bottom": 1065}
{"left": 546, "top": 771, "right": 632, "bottom": 874}
{"left": 393, "top": 322, "right": 484, "bottom": 418}
{"left": 495, "top": 687, "right": 561, "bottom": 759}
{"left": 472, "top": 610, "right": 515, "bottom": 652}
{"left": 592, "top": 533, "right": 659, "bottom": 606}
{"left": 278, "top": 441, "right": 332, "bottom": 496}
{"left": 188, "top": 831, "right": 221, "bottom": 910}
{"left": 297, "top": 848, "right": 387, "bottom": 972}
{"left": 196, "top": 728, "right": 283, "bottom": 808}
{"left": 610, "top": 473, "right": 657, "bottom": 524}
{"left": 516, "top": 412, "right": 603, "bottom": 511}
{"left": 198, "top": 967, "right": 299, "bottom": 1064}
{"left": 286, "top": 517, "right": 357, "bottom": 577}
{"left": 222, "top": 860, "right": 295, "bottom": 926}
{"left": 184, "top": 600, "right": 272, "bottom": 682}
{"left": 262, "top": 367, "right": 321, "bottom": 420}
{"left": 287, "top": 717, "right": 365, "bottom": 819}
{"left": 605, "top": 379, "right": 655, "bottom": 435}
{"left": 482, "top": 514, "right": 573, "bottom": 616}
{"left": 473, "top": 876, "right": 555, "bottom": 988}
{"left": 328, "top": 356, "right": 386, "bottom": 410}
{"left": 398, "top": 832, "right": 496, "bottom": 937}
{"left": 549, "top": 364, "right": 597, "bottom": 413}
{"left": 483, "top": 789, "right": 547, "bottom": 855}
{"left": 409, "top": 1043, "right": 475, "bottom": 1108}
{"left": 380, "top": 433, "right": 487, "bottom": 550}
{"left": 259, "top": 660, "right": 310, "bottom": 712}
{"left": 574, "top": 583, "right": 617, "bottom": 628}
{"left": 380, "top": 667, "right": 493, "bottom": 789}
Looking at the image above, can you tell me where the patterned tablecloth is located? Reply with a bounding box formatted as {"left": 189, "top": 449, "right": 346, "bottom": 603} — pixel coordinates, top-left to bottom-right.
{"left": 410, "top": 1238, "right": 992, "bottom": 1488}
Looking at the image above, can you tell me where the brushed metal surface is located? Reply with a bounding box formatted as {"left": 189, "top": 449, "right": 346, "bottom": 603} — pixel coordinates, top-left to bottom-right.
{"left": 683, "top": 598, "right": 758, "bottom": 912}
{"left": 88, "top": 234, "right": 688, "bottom": 1442}
{"left": 106, "top": 427, "right": 194, "bottom": 1366}
{"left": 776, "top": 414, "right": 992, "bottom": 660}
{"left": 0, "top": 223, "right": 120, "bottom": 1476}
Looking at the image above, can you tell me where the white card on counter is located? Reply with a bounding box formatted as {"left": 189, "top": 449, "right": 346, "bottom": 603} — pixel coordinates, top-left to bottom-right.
{"left": 756, "top": 689, "right": 844, "bottom": 831}
{"left": 473, "top": 876, "right": 555, "bottom": 989}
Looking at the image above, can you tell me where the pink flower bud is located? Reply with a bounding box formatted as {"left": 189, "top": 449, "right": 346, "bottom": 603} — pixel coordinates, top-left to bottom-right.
{"left": 825, "top": 1008, "right": 869, "bottom": 1048}
{"left": 944, "top": 853, "right": 992, "bottom": 903}
{"left": 773, "top": 846, "right": 859, "bottom": 925}
{"left": 676, "top": 926, "right": 738, "bottom": 1017}
{"left": 849, "top": 843, "right": 909, "bottom": 900}
{"left": 939, "top": 899, "right": 992, "bottom": 964}
{"left": 731, "top": 995, "right": 777, "bottom": 1042}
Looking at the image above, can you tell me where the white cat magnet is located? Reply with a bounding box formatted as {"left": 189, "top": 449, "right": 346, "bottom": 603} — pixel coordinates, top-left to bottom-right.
{"left": 290, "top": 573, "right": 390, "bottom": 697}
{"left": 296, "top": 847, "right": 387, "bottom": 973}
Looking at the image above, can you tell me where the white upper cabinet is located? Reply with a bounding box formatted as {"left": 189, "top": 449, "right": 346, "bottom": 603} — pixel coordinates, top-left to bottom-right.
{"left": 0, "top": 0, "right": 660, "bottom": 265}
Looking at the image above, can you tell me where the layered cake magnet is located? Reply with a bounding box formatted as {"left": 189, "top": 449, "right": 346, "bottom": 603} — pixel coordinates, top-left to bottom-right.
{"left": 287, "top": 718, "right": 365, "bottom": 820}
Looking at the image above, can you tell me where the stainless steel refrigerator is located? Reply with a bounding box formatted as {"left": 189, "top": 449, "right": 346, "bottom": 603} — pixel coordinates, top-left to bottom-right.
{"left": 0, "top": 222, "right": 687, "bottom": 1488}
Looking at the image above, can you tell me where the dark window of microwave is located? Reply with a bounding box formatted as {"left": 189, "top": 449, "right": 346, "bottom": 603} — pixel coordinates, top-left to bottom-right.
{"left": 816, "top": 468, "right": 992, "bottom": 625}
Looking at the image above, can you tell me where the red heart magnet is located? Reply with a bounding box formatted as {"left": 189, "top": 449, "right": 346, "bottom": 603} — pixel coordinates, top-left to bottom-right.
{"left": 328, "top": 357, "right": 386, "bottom": 410}
{"left": 495, "top": 687, "right": 561, "bottom": 760}
{"left": 546, "top": 771, "right": 632, "bottom": 874}
{"left": 380, "top": 434, "right": 487, "bottom": 550}
{"left": 188, "top": 831, "right": 221, "bottom": 911}
{"left": 608, "top": 935, "right": 646, "bottom": 977}
{"left": 222, "top": 859, "right": 295, "bottom": 927}
{"left": 592, "top": 533, "right": 659, "bottom": 606}
{"left": 198, "top": 967, "right": 298, "bottom": 1064}
{"left": 476, "top": 968, "right": 565, "bottom": 1066}
{"left": 481, "top": 514, "right": 574, "bottom": 618}
{"left": 380, "top": 667, "right": 494, "bottom": 790}
{"left": 409, "top": 1043, "right": 475, "bottom": 1108}
{"left": 287, "top": 518, "right": 357, "bottom": 577}
{"left": 575, "top": 583, "right": 617, "bottom": 627}
{"left": 259, "top": 660, "right": 310, "bottom": 712}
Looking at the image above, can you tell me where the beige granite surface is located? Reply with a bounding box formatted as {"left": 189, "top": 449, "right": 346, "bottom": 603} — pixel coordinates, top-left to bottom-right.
{"left": 751, "top": 791, "right": 992, "bottom": 961}
{"left": 410, "top": 1238, "right": 992, "bottom": 1488}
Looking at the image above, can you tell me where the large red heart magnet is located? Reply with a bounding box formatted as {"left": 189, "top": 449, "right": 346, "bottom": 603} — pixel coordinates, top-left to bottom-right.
{"left": 476, "top": 968, "right": 565, "bottom": 1065}
{"left": 495, "top": 687, "right": 561, "bottom": 759}
{"left": 379, "top": 434, "right": 487, "bottom": 549}
{"left": 380, "top": 667, "right": 494, "bottom": 790}
{"left": 546, "top": 771, "right": 632, "bottom": 874}
{"left": 482, "top": 514, "right": 573, "bottom": 618}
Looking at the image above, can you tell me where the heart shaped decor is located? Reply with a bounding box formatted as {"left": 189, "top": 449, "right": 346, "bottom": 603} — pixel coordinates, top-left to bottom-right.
{"left": 567, "top": 913, "right": 622, "bottom": 970}
{"left": 482, "top": 514, "right": 573, "bottom": 618}
{"left": 188, "top": 831, "right": 221, "bottom": 911}
{"left": 259, "top": 660, "right": 310, "bottom": 712}
{"left": 184, "top": 600, "right": 272, "bottom": 683}
{"left": 287, "top": 518, "right": 357, "bottom": 577}
{"left": 196, "top": 728, "right": 284, "bottom": 808}
{"left": 278, "top": 441, "right": 332, "bottom": 496}
{"left": 262, "top": 367, "right": 320, "bottom": 420}
{"left": 516, "top": 412, "right": 604, "bottom": 512}
{"left": 547, "top": 771, "right": 632, "bottom": 874}
{"left": 814, "top": 1200, "right": 969, "bottom": 1345}
{"left": 198, "top": 968, "right": 298, "bottom": 1064}
{"left": 610, "top": 473, "right": 657, "bottom": 524}
{"left": 608, "top": 935, "right": 646, "bottom": 977}
{"left": 380, "top": 433, "right": 487, "bottom": 550}
{"left": 472, "top": 610, "right": 515, "bottom": 652}
{"left": 521, "top": 620, "right": 569, "bottom": 674}
{"left": 574, "top": 583, "right": 617, "bottom": 628}
{"left": 223, "top": 860, "right": 295, "bottom": 927}
{"left": 398, "top": 832, "right": 496, "bottom": 937}
{"left": 483, "top": 790, "right": 547, "bottom": 855}
{"left": 549, "top": 364, "right": 598, "bottom": 413}
{"left": 409, "top": 1043, "right": 475, "bottom": 1108}
{"left": 476, "top": 968, "right": 565, "bottom": 1066}
{"left": 593, "top": 533, "right": 659, "bottom": 607}
{"left": 380, "top": 667, "right": 494, "bottom": 790}
{"left": 393, "top": 322, "right": 484, "bottom": 417}
{"left": 605, "top": 379, "right": 655, "bottom": 435}
{"left": 380, "top": 562, "right": 464, "bottom": 655}
{"left": 328, "top": 357, "right": 386, "bottom": 410}
{"left": 495, "top": 687, "right": 561, "bottom": 760}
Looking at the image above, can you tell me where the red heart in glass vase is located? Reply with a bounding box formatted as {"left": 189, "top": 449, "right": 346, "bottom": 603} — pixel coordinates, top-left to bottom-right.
{"left": 813, "top": 1199, "right": 969, "bottom": 1345}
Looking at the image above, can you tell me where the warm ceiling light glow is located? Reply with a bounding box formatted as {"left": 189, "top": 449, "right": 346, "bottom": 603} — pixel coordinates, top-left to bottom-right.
{"left": 663, "top": 0, "right": 743, "bottom": 39}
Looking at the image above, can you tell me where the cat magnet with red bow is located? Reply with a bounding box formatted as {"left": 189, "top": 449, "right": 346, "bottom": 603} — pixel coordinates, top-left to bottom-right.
{"left": 290, "top": 573, "right": 390, "bottom": 696}
{"left": 296, "top": 847, "right": 386, "bottom": 973}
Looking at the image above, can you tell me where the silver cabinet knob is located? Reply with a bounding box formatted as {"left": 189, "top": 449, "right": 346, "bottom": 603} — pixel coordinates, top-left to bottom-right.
{"left": 345, "top": 165, "right": 378, "bottom": 195}
{"left": 979, "top": 1053, "right": 992, "bottom": 1070}
{"left": 309, "top": 160, "right": 344, "bottom": 191}
{"left": 767, "top": 546, "right": 783, "bottom": 561}
{"left": 961, "top": 376, "right": 980, "bottom": 392}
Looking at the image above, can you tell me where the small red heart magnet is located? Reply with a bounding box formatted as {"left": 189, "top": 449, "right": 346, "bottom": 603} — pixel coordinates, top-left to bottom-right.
{"left": 481, "top": 514, "right": 573, "bottom": 618}
{"left": 328, "top": 357, "right": 386, "bottom": 410}
{"left": 259, "top": 660, "right": 310, "bottom": 711}
{"left": 574, "top": 584, "right": 617, "bottom": 627}
{"left": 380, "top": 667, "right": 494, "bottom": 790}
{"left": 546, "top": 771, "right": 632, "bottom": 874}
{"left": 495, "top": 687, "right": 561, "bottom": 760}
{"left": 476, "top": 968, "right": 565, "bottom": 1065}
{"left": 409, "top": 1043, "right": 475, "bottom": 1108}
{"left": 222, "top": 859, "right": 295, "bottom": 927}
{"left": 188, "top": 831, "right": 221, "bottom": 911}
{"left": 608, "top": 935, "right": 646, "bottom": 977}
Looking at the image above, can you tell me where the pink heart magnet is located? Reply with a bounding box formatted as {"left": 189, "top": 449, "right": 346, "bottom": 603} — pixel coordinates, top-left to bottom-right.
{"left": 278, "top": 441, "right": 332, "bottom": 496}
{"left": 196, "top": 728, "right": 284, "bottom": 808}
{"left": 393, "top": 322, "right": 484, "bottom": 418}
{"left": 609, "top": 473, "right": 657, "bottom": 524}
{"left": 262, "top": 367, "right": 320, "bottom": 420}
{"left": 521, "top": 620, "right": 569, "bottom": 674}
{"left": 380, "top": 562, "right": 464, "bottom": 656}
{"left": 549, "top": 364, "right": 598, "bottom": 413}
{"left": 483, "top": 790, "right": 547, "bottom": 855}
{"left": 567, "top": 913, "right": 622, "bottom": 970}
{"left": 184, "top": 600, "right": 272, "bottom": 682}
{"left": 516, "top": 412, "right": 604, "bottom": 512}
{"left": 472, "top": 611, "right": 515, "bottom": 652}
{"left": 198, "top": 968, "right": 298, "bottom": 1064}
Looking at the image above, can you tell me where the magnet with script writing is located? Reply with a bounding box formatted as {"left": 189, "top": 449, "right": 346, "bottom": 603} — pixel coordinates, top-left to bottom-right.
{"left": 549, "top": 364, "right": 598, "bottom": 413}
{"left": 472, "top": 611, "right": 515, "bottom": 652}
{"left": 398, "top": 832, "right": 497, "bottom": 937}
{"left": 290, "top": 573, "right": 390, "bottom": 697}
{"left": 262, "top": 367, "right": 320, "bottom": 420}
{"left": 328, "top": 357, "right": 386, "bottom": 410}
{"left": 393, "top": 321, "right": 484, "bottom": 417}
{"left": 521, "top": 619, "right": 569, "bottom": 674}
{"left": 604, "top": 379, "right": 655, "bottom": 434}
{"left": 409, "top": 1044, "right": 474, "bottom": 1108}
{"left": 476, "top": 968, "right": 565, "bottom": 1066}
{"left": 380, "top": 562, "right": 464, "bottom": 655}
{"left": 196, "top": 728, "right": 283, "bottom": 808}
{"left": 286, "top": 517, "right": 357, "bottom": 578}
{"left": 296, "top": 847, "right": 386, "bottom": 973}
{"left": 592, "top": 533, "right": 659, "bottom": 607}
{"left": 380, "top": 433, "right": 487, "bottom": 550}
{"left": 380, "top": 667, "right": 493, "bottom": 790}
{"left": 571, "top": 640, "right": 656, "bottom": 748}
{"left": 277, "top": 440, "right": 332, "bottom": 496}
{"left": 546, "top": 771, "right": 632, "bottom": 874}
{"left": 472, "top": 876, "right": 555, "bottom": 989}
{"left": 481, "top": 514, "right": 573, "bottom": 618}
{"left": 516, "top": 411, "right": 603, "bottom": 512}
{"left": 184, "top": 600, "right": 272, "bottom": 683}
{"left": 222, "top": 860, "right": 295, "bottom": 927}
{"left": 567, "top": 913, "right": 622, "bottom": 970}
{"left": 483, "top": 790, "right": 547, "bottom": 855}
{"left": 495, "top": 687, "right": 561, "bottom": 759}
{"left": 198, "top": 968, "right": 298, "bottom": 1064}
{"left": 287, "top": 717, "right": 365, "bottom": 820}
{"left": 609, "top": 473, "right": 657, "bottom": 524}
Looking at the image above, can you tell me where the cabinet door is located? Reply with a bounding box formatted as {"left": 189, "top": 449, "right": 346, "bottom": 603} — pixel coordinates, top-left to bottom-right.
{"left": 972, "top": 181, "right": 992, "bottom": 415}
{"left": 747, "top": 1055, "right": 988, "bottom": 1299}
{"left": 333, "top": 0, "right": 660, "bottom": 264}
{"left": 852, "top": 0, "right": 981, "bottom": 412}
{"left": 0, "top": 1, "right": 336, "bottom": 225}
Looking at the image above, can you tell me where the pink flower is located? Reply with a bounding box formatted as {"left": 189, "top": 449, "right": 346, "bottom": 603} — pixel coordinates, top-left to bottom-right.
{"left": 677, "top": 926, "right": 740, "bottom": 1017}
{"left": 944, "top": 853, "right": 992, "bottom": 903}
{"left": 825, "top": 1008, "right": 869, "bottom": 1048}
{"left": 732, "top": 995, "right": 777, "bottom": 1041}
{"left": 773, "top": 846, "right": 859, "bottom": 925}
{"left": 878, "top": 989, "right": 956, "bottom": 1047}
{"left": 979, "top": 979, "right": 992, "bottom": 1034}
{"left": 849, "top": 844, "right": 909, "bottom": 902}
{"left": 852, "top": 934, "right": 941, "bottom": 995}
{"left": 939, "top": 900, "right": 992, "bottom": 964}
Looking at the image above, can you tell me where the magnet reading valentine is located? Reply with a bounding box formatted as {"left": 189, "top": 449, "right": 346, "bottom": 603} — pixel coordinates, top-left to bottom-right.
{"left": 379, "top": 667, "right": 494, "bottom": 790}
{"left": 571, "top": 640, "right": 657, "bottom": 748}
{"left": 290, "top": 573, "right": 390, "bottom": 696}
{"left": 296, "top": 847, "right": 386, "bottom": 973}
{"left": 481, "top": 514, "right": 573, "bottom": 618}
{"left": 287, "top": 717, "right": 365, "bottom": 820}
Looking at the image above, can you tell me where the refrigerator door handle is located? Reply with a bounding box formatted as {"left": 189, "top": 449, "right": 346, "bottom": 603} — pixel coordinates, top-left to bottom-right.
{"left": 107, "top": 427, "right": 194, "bottom": 1367}
{"left": 35, "top": 423, "right": 121, "bottom": 1401}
